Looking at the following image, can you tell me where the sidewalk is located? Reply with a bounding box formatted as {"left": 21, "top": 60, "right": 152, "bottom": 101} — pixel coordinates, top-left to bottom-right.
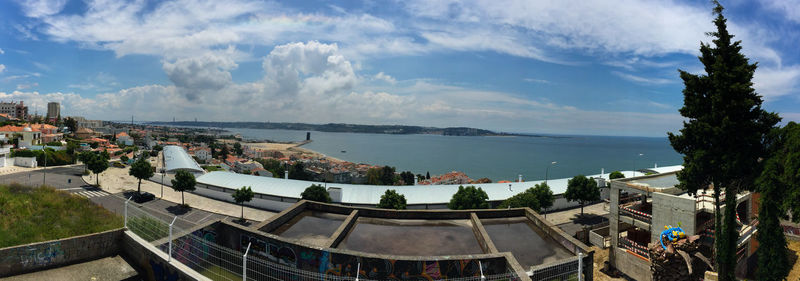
{"left": 82, "top": 165, "right": 275, "bottom": 222}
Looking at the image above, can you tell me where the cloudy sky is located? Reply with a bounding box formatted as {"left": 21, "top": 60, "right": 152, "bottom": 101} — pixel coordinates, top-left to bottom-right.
{"left": 1, "top": 0, "right": 799, "bottom": 137}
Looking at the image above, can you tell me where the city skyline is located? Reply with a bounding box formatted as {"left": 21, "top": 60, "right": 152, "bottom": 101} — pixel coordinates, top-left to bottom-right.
{"left": 1, "top": 0, "right": 799, "bottom": 136}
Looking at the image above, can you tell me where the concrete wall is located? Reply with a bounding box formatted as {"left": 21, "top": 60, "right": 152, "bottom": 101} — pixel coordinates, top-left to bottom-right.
{"left": 651, "top": 192, "right": 696, "bottom": 243}
{"left": 0, "top": 229, "right": 122, "bottom": 277}
{"left": 14, "top": 157, "right": 37, "bottom": 168}
{"left": 121, "top": 230, "right": 209, "bottom": 281}
{"left": 613, "top": 247, "right": 652, "bottom": 281}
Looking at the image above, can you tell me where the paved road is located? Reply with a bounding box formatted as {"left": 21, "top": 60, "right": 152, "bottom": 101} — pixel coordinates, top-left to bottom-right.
{"left": 3, "top": 166, "right": 254, "bottom": 230}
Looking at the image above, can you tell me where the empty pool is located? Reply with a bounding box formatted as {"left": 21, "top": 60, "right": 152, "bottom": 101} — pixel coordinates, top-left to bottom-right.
{"left": 270, "top": 211, "right": 347, "bottom": 246}
{"left": 482, "top": 217, "right": 572, "bottom": 268}
{"left": 338, "top": 218, "right": 482, "bottom": 256}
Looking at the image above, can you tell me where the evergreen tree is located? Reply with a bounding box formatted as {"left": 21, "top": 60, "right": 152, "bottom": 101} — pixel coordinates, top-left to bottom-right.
{"left": 129, "top": 156, "right": 154, "bottom": 194}
{"left": 301, "top": 184, "right": 331, "bottom": 203}
{"left": 564, "top": 175, "right": 599, "bottom": 216}
{"left": 233, "top": 142, "right": 243, "bottom": 156}
{"left": 232, "top": 186, "right": 255, "bottom": 220}
{"left": 87, "top": 152, "right": 109, "bottom": 187}
{"left": 289, "top": 162, "right": 311, "bottom": 180}
{"left": 380, "top": 166, "right": 396, "bottom": 185}
{"left": 755, "top": 122, "right": 800, "bottom": 280}
{"left": 170, "top": 170, "right": 196, "bottom": 206}
{"left": 448, "top": 185, "right": 489, "bottom": 210}
{"left": 667, "top": 3, "right": 779, "bottom": 278}
{"left": 377, "top": 189, "right": 407, "bottom": 209}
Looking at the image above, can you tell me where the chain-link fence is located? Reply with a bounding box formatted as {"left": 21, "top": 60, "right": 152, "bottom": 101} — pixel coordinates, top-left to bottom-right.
{"left": 125, "top": 199, "right": 566, "bottom": 281}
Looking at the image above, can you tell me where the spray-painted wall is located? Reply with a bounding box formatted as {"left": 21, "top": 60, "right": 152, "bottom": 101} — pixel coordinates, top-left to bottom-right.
{"left": 0, "top": 229, "right": 121, "bottom": 277}
{"left": 176, "top": 222, "right": 512, "bottom": 280}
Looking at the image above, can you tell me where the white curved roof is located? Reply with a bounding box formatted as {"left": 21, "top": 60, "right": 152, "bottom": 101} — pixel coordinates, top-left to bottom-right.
{"left": 197, "top": 165, "right": 683, "bottom": 205}
{"left": 163, "top": 145, "right": 204, "bottom": 173}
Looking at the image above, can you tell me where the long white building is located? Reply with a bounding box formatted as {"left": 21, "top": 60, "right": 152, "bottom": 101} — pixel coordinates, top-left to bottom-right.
{"left": 194, "top": 165, "right": 683, "bottom": 211}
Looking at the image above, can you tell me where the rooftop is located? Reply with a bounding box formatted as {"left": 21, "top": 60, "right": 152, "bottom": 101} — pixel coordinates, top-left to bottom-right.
{"left": 163, "top": 145, "right": 204, "bottom": 173}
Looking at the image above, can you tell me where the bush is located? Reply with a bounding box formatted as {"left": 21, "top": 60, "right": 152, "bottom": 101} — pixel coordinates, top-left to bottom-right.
{"left": 301, "top": 184, "right": 331, "bottom": 203}
{"left": 609, "top": 171, "right": 625, "bottom": 179}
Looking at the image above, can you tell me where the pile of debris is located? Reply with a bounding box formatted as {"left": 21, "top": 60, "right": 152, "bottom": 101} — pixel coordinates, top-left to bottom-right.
{"left": 649, "top": 235, "right": 714, "bottom": 281}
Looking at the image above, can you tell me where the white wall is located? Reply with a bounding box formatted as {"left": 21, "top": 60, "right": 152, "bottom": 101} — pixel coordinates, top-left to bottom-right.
{"left": 14, "top": 157, "right": 37, "bottom": 168}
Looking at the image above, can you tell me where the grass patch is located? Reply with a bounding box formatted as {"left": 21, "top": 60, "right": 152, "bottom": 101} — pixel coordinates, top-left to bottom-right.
{"left": 199, "top": 264, "right": 241, "bottom": 281}
{"left": 127, "top": 215, "right": 169, "bottom": 242}
{"left": 202, "top": 165, "right": 223, "bottom": 172}
{"left": 0, "top": 183, "right": 123, "bottom": 248}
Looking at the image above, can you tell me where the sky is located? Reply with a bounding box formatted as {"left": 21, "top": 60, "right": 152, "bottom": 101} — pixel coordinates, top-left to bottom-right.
{"left": 1, "top": 0, "right": 799, "bottom": 137}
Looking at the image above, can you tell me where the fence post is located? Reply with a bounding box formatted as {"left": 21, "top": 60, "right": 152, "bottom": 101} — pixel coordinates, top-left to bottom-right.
{"left": 479, "top": 261, "right": 485, "bottom": 281}
{"left": 577, "top": 252, "right": 583, "bottom": 281}
{"left": 168, "top": 216, "right": 177, "bottom": 262}
{"left": 356, "top": 263, "right": 360, "bottom": 281}
{"left": 243, "top": 242, "right": 251, "bottom": 281}
{"left": 124, "top": 196, "right": 133, "bottom": 228}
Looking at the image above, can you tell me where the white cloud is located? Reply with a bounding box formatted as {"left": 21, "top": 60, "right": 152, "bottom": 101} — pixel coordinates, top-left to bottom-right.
{"left": 753, "top": 65, "right": 800, "bottom": 100}
{"left": 16, "top": 83, "right": 38, "bottom": 90}
{"left": 523, "top": 78, "right": 549, "bottom": 84}
{"left": 16, "top": 0, "right": 67, "bottom": 18}
{"left": 611, "top": 71, "right": 674, "bottom": 85}
{"left": 761, "top": 0, "right": 800, "bottom": 23}
{"left": 0, "top": 48, "right": 4, "bottom": 54}
{"left": 374, "top": 72, "right": 396, "bottom": 84}
{"left": 0, "top": 64, "right": 5, "bottom": 73}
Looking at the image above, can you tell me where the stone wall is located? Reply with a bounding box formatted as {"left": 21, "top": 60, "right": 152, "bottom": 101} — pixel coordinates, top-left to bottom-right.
{"left": 0, "top": 228, "right": 122, "bottom": 277}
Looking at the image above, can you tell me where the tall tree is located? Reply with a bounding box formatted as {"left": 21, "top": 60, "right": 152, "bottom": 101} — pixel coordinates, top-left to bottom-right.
{"left": 233, "top": 142, "right": 243, "bottom": 156}
{"left": 289, "top": 162, "right": 311, "bottom": 180}
{"left": 380, "top": 166, "right": 396, "bottom": 185}
{"left": 400, "top": 171, "right": 415, "bottom": 185}
{"left": 755, "top": 122, "right": 800, "bottom": 280}
{"left": 497, "top": 183, "right": 553, "bottom": 213}
{"left": 64, "top": 117, "right": 77, "bottom": 133}
{"left": 377, "top": 189, "right": 407, "bottom": 209}
{"left": 667, "top": 3, "right": 779, "bottom": 279}
{"left": 232, "top": 186, "right": 255, "bottom": 220}
{"left": 129, "top": 156, "right": 154, "bottom": 194}
{"left": 87, "top": 152, "right": 109, "bottom": 187}
{"left": 366, "top": 168, "right": 382, "bottom": 185}
{"left": 220, "top": 145, "right": 229, "bottom": 160}
{"left": 448, "top": 185, "right": 489, "bottom": 210}
{"left": 564, "top": 175, "right": 599, "bottom": 216}
{"left": 170, "top": 170, "right": 196, "bottom": 206}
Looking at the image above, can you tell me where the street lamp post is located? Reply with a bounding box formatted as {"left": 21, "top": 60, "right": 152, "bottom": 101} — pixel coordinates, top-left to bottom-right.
{"left": 160, "top": 169, "right": 165, "bottom": 199}
{"left": 545, "top": 161, "right": 557, "bottom": 184}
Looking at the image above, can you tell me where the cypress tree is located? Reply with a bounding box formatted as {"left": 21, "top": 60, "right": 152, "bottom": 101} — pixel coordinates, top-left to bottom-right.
{"left": 667, "top": 2, "right": 779, "bottom": 279}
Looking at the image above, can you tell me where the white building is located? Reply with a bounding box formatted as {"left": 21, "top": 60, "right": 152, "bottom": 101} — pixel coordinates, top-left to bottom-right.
{"left": 194, "top": 148, "right": 212, "bottom": 161}
{"left": 0, "top": 125, "right": 41, "bottom": 148}
{"left": 116, "top": 132, "right": 134, "bottom": 146}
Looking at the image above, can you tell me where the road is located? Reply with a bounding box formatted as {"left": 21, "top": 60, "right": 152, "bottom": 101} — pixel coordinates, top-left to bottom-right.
{"left": 1, "top": 166, "right": 249, "bottom": 230}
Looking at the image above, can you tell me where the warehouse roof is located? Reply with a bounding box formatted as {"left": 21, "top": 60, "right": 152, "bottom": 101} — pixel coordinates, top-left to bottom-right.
{"left": 196, "top": 165, "right": 683, "bottom": 205}
{"left": 163, "top": 145, "right": 204, "bottom": 174}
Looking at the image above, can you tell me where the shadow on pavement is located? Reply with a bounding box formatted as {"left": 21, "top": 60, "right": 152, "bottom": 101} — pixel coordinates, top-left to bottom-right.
{"left": 572, "top": 213, "right": 608, "bottom": 226}
{"left": 166, "top": 205, "right": 191, "bottom": 216}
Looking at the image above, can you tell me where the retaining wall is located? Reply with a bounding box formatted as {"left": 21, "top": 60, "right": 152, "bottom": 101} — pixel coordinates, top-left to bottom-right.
{"left": 0, "top": 228, "right": 122, "bottom": 277}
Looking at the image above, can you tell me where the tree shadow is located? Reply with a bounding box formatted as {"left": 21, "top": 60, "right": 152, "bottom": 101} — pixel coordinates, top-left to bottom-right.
{"left": 572, "top": 213, "right": 608, "bottom": 226}
{"left": 231, "top": 218, "right": 252, "bottom": 227}
{"left": 166, "top": 205, "right": 191, "bottom": 216}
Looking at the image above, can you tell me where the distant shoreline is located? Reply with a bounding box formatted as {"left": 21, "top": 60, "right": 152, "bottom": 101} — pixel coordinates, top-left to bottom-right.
{"left": 148, "top": 121, "right": 558, "bottom": 138}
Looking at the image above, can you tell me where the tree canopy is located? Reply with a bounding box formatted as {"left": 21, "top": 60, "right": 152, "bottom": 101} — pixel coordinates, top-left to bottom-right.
{"left": 377, "top": 189, "right": 407, "bottom": 209}
{"left": 233, "top": 142, "right": 243, "bottom": 156}
{"left": 609, "top": 171, "right": 625, "bottom": 180}
{"left": 129, "top": 156, "right": 154, "bottom": 194}
{"left": 667, "top": 3, "right": 779, "bottom": 279}
{"left": 448, "top": 185, "right": 489, "bottom": 210}
{"left": 87, "top": 152, "right": 109, "bottom": 187}
{"left": 289, "top": 162, "right": 311, "bottom": 181}
{"left": 301, "top": 184, "right": 331, "bottom": 203}
{"left": 498, "top": 183, "right": 554, "bottom": 213}
{"left": 564, "top": 175, "right": 599, "bottom": 215}
{"left": 232, "top": 186, "right": 255, "bottom": 220}
{"left": 171, "top": 170, "right": 196, "bottom": 206}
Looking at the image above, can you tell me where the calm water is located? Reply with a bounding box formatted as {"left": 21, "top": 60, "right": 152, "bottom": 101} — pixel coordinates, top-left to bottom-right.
{"left": 223, "top": 128, "right": 683, "bottom": 182}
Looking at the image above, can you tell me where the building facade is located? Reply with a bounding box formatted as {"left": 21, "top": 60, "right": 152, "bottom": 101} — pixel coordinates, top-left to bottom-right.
{"left": 608, "top": 172, "right": 758, "bottom": 280}
{"left": 46, "top": 102, "right": 60, "bottom": 120}
{"left": 0, "top": 101, "right": 28, "bottom": 120}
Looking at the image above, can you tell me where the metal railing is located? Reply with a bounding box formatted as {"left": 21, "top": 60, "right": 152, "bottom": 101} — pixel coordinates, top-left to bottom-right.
{"left": 124, "top": 199, "right": 525, "bottom": 281}
{"left": 619, "top": 205, "right": 652, "bottom": 224}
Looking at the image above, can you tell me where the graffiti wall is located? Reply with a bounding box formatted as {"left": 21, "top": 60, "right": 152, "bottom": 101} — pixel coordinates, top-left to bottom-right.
{"left": 213, "top": 224, "right": 509, "bottom": 280}
{"left": 0, "top": 229, "right": 122, "bottom": 277}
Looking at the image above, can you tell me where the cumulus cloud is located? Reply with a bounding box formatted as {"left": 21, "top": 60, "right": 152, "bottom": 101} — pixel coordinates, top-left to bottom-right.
{"left": 0, "top": 64, "right": 5, "bottom": 73}
{"left": 753, "top": 65, "right": 800, "bottom": 100}
{"left": 374, "top": 72, "right": 396, "bottom": 84}
{"left": 0, "top": 48, "right": 4, "bottom": 54}
{"left": 761, "top": 0, "right": 800, "bottom": 23}
{"left": 163, "top": 52, "right": 238, "bottom": 100}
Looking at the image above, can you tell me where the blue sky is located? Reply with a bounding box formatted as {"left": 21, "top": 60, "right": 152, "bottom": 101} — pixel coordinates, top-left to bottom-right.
{"left": 1, "top": 0, "right": 799, "bottom": 137}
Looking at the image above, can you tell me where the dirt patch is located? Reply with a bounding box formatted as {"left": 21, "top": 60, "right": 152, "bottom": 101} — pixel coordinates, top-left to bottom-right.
{"left": 589, "top": 246, "right": 626, "bottom": 281}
